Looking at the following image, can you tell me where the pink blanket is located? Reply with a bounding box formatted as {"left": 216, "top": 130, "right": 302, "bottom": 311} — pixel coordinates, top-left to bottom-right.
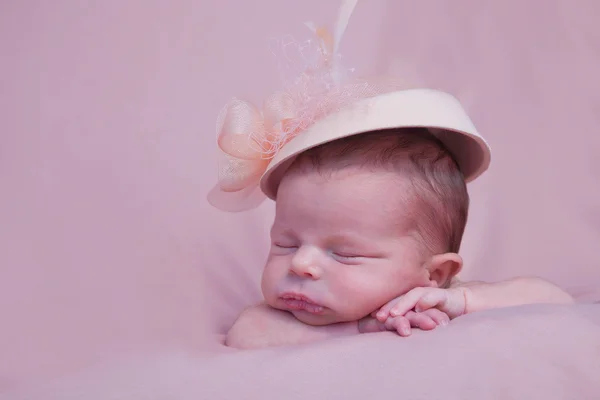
{"left": 1, "top": 0, "right": 599, "bottom": 398}
{"left": 10, "top": 305, "right": 600, "bottom": 399}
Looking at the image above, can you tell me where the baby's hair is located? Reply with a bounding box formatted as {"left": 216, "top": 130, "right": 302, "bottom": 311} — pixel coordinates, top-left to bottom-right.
{"left": 287, "top": 128, "right": 469, "bottom": 256}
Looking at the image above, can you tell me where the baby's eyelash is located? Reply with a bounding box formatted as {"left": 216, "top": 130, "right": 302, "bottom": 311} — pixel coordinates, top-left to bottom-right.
{"left": 333, "top": 253, "right": 358, "bottom": 259}
{"left": 331, "top": 252, "right": 363, "bottom": 263}
{"left": 274, "top": 243, "right": 297, "bottom": 249}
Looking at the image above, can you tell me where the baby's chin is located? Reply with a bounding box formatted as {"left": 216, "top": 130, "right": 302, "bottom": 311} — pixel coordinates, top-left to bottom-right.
{"left": 290, "top": 309, "right": 355, "bottom": 326}
{"left": 291, "top": 311, "right": 331, "bottom": 325}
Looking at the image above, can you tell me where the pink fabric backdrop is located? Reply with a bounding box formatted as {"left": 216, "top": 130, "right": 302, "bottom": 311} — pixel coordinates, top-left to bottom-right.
{"left": 1, "top": 0, "right": 599, "bottom": 392}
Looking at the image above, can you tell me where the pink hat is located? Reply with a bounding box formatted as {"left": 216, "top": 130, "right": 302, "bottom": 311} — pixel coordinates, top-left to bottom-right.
{"left": 207, "top": 0, "right": 491, "bottom": 212}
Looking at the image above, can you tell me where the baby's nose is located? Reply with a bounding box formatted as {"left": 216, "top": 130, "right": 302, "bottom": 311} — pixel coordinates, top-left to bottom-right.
{"left": 290, "top": 263, "right": 322, "bottom": 279}
{"left": 289, "top": 247, "right": 323, "bottom": 280}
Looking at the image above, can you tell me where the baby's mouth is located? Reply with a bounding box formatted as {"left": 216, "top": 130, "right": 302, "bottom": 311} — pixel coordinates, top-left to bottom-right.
{"left": 280, "top": 293, "right": 325, "bottom": 314}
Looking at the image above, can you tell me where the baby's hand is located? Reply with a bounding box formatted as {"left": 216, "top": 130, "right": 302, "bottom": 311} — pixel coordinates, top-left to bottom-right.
{"left": 374, "top": 287, "right": 468, "bottom": 337}
{"left": 357, "top": 308, "right": 449, "bottom": 335}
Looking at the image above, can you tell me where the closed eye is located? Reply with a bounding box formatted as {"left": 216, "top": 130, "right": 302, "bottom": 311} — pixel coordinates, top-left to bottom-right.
{"left": 270, "top": 244, "right": 298, "bottom": 257}
{"left": 332, "top": 252, "right": 363, "bottom": 264}
{"left": 274, "top": 243, "right": 297, "bottom": 249}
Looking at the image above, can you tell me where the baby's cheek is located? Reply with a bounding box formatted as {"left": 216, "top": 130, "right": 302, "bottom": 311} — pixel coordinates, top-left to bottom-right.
{"left": 260, "top": 258, "right": 287, "bottom": 299}
{"left": 260, "top": 264, "right": 276, "bottom": 299}
{"left": 352, "top": 272, "right": 400, "bottom": 308}
{"left": 333, "top": 275, "right": 385, "bottom": 318}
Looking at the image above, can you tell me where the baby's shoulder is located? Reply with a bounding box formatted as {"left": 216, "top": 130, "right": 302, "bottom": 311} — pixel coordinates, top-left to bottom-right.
{"left": 225, "top": 303, "right": 315, "bottom": 349}
{"left": 229, "top": 303, "right": 280, "bottom": 331}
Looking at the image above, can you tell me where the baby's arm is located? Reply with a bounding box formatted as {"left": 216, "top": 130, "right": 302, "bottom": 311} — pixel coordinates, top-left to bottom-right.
{"left": 455, "top": 276, "right": 574, "bottom": 314}
{"left": 374, "top": 276, "right": 573, "bottom": 336}
{"left": 225, "top": 303, "right": 359, "bottom": 349}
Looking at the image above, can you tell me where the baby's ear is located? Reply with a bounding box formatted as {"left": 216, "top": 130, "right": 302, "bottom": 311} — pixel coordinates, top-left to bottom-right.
{"left": 426, "top": 253, "right": 463, "bottom": 288}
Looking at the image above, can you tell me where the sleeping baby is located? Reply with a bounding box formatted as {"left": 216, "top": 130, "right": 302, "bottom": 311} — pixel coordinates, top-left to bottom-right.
{"left": 207, "top": 0, "right": 573, "bottom": 350}
{"left": 219, "top": 128, "right": 573, "bottom": 349}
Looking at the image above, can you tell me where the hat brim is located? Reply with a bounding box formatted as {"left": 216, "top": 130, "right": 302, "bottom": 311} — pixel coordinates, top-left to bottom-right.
{"left": 260, "top": 88, "right": 491, "bottom": 200}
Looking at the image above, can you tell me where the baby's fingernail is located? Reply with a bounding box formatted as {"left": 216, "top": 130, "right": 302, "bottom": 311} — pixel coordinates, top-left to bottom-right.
{"left": 440, "top": 320, "right": 449, "bottom": 327}
{"left": 390, "top": 309, "right": 398, "bottom": 317}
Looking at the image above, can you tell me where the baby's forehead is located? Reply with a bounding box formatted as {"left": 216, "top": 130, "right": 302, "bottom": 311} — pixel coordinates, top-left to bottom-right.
{"left": 284, "top": 160, "right": 408, "bottom": 187}
{"left": 278, "top": 166, "right": 418, "bottom": 221}
{"left": 287, "top": 149, "right": 414, "bottom": 182}
{"left": 285, "top": 153, "right": 417, "bottom": 195}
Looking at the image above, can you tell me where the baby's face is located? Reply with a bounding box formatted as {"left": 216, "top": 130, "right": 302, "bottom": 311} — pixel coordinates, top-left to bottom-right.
{"left": 261, "top": 167, "right": 431, "bottom": 325}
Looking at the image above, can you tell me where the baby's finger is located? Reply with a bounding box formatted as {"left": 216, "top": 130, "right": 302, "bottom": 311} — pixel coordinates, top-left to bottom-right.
{"left": 385, "top": 316, "right": 412, "bottom": 337}
{"left": 375, "top": 298, "right": 402, "bottom": 322}
{"left": 421, "top": 308, "right": 450, "bottom": 327}
{"left": 389, "top": 288, "right": 426, "bottom": 317}
{"left": 405, "top": 310, "right": 437, "bottom": 331}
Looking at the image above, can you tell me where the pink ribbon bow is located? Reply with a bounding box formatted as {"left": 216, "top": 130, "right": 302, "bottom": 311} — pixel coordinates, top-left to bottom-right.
{"left": 209, "top": 0, "right": 404, "bottom": 211}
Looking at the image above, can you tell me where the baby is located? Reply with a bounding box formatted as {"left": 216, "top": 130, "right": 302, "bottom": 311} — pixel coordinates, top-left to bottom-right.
{"left": 208, "top": 0, "right": 573, "bottom": 349}
{"left": 223, "top": 128, "right": 573, "bottom": 349}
